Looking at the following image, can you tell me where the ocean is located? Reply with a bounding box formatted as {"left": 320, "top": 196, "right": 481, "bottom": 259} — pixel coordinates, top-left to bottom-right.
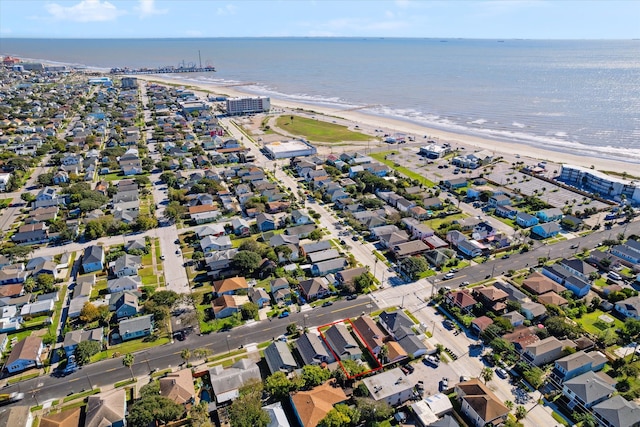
{"left": 2, "top": 38, "right": 639, "bottom": 162}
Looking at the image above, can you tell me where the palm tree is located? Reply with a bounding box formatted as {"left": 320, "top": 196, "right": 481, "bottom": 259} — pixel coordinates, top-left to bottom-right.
{"left": 505, "top": 400, "right": 514, "bottom": 410}
{"left": 378, "top": 345, "right": 389, "bottom": 364}
{"left": 480, "top": 367, "right": 494, "bottom": 384}
{"left": 180, "top": 348, "right": 192, "bottom": 366}
{"left": 122, "top": 353, "right": 135, "bottom": 380}
{"left": 515, "top": 405, "right": 527, "bottom": 420}
{"left": 193, "top": 347, "right": 212, "bottom": 362}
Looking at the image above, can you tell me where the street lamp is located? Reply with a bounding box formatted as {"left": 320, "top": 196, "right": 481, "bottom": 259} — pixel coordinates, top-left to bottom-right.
{"left": 303, "top": 314, "right": 308, "bottom": 329}
{"left": 226, "top": 335, "right": 231, "bottom": 354}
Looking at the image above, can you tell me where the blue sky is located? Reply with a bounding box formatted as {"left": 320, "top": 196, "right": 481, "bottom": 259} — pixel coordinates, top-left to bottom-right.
{"left": 1, "top": 0, "right": 638, "bottom": 39}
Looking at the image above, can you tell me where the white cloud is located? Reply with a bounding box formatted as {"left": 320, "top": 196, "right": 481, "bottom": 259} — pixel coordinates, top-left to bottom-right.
{"left": 136, "top": 0, "right": 168, "bottom": 18}
{"left": 44, "top": 0, "right": 125, "bottom": 22}
{"left": 216, "top": 4, "right": 237, "bottom": 16}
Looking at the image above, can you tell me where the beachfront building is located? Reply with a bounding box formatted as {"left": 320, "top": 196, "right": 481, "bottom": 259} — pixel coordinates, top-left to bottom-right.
{"left": 226, "top": 96, "right": 270, "bottom": 115}
{"left": 419, "top": 143, "right": 450, "bottom": 159}
{"left": 263, "top": 139, "right": 318, "bottom": 159}
{"left": 560, "top": 164, "right": 640, "bottom": 203}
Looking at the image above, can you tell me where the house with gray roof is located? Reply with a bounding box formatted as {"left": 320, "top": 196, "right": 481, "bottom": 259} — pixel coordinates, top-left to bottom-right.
{"left": 118, "top": 314, "right": 153, "bottom": 342}
{"left": 208, "top": 358, "right": 261, "bottom": 404}
{"left": 311, "top": 258, "right": 346, "bottom": 277}
{"left": 264, "top": 341, "right": 298, "bottom": 374}
{"left": 85, "top": 388, "right": 126, "bottom": 427}
{"left": 107, "top": 275, "right": 141, "bottom": 293}
{"left": 308, "top": 249, "right": 340, "bottom": 264}
{"left": 615, "top": 295, "right": 640, "bottom": 320}
{"left": 323, "top": 323, "right": 362, "bottom": 361}
{"left": 109, "top": 254, "right": 141, "bottom": 278}
{"left": 551, "top": 350, "right": 607, "bottom": 383}
{"left": 82, "top": 245, "right": 104, "bottom": 273}
{"left": 109, "top": 291, "right": 139, "bottom": 319}
{"left": 299, "top": 278, "right": 330, "bottom": 300}
{"left": 63, "top": 327, "right": 103, "bottom": 358}
{"left": 295, "top": 332, "right": 335, "bottom": 366}
{"left": 593, "top": 395, "right": 640, "bottom": 427}
{"left": 562, "top": 371, "right": 615, "bottom": 409}
{"left": 523, "top": 336, "right": 574, "bottom": 366}
{"left": 301, "top": 240, "right": 332, "bottom": 256}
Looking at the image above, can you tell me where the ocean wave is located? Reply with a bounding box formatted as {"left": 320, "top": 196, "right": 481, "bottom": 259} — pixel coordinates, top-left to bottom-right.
{"left": 362, "top": 106, "right": 640, "bottom": 164}
{"left": 468, "top": 119, "right": 488, "bottom": 125}
{"left": 512, "top": 122, "right": 526, "bottom": 128}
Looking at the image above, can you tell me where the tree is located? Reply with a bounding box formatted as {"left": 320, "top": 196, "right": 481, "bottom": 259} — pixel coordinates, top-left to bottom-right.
{"left": 74, "top": 340, "right": 102, "bottom": 365}
{"left": 123, "top": 353, "right": 135, "bottom": 380}
{"left": 308, "top": 229, "right": 323, "bottom": 241}
{"left": 21, "top": 192, "right": 36, "bottom": 203}
{"left": 505, "top": 400, "right": 514, "bottom": 410}
{"left": 80, "top": 301, "right": 100, "bottom": 323}
{"left": 228, "top": 381, "right": 270, "bottom": 427}
{"left": 127, "top": 395, "right": 184, "bottom": 427}
{"left": 354, "top": 397, "right": 393, "bottom": 426}
{"left": 189, "top": 401, "right": 213, "bottom": 427}
{"left": 150, "top": 290, "right": 179, "bottom": 307}
{"left": 353, "top": 273, "right": 372, "bottom": 293}
{"left": 265, "top": 371, "right": 297, "bottom": 399}
{"left": 233, "top": 250, "right": 262, "bottom": 274}
{"left": 481, "top": 367, "right": 494, "bottom": 384}
{"left": 402, "top": 256, "right": 430, "bottom": 280}
{"left": 544, "top": 316, "right": 583, "bottom": 339}
{"left": 522, "top": 366, "right": 545, "bottom": 389}
{"left": 240, "top": 302, "right": 259, "bottom": 320}
{"left": 573, "top": 411, "right": 597, "bottom": 427}
{"left": 164, "top": 201, "right": 186, "bottom": 222}
{"left": 286, "top": 323, "right": 298, "bottom": 335}
{"left": 36, "top": 273, "right": 56, "bottom": 293}
{"left": 139, "top": 380, "right": 160, "bottom": 397}
{"left": 193, "top": 347, "right": 212, "bottom": 361}
{"left": 302, "top": 364, "right": 331, "bottom": 387}
{"left": 135, "top": 214, "right": 158, "bottom": 231}
{"left": 515, "top": 405, "right": 527, "bottom": 420}
{"left": 319, "top": 404, "right": 360, "bottom": 427}
{"left": 180, "top": 348, "right": 192, "bottom": 365}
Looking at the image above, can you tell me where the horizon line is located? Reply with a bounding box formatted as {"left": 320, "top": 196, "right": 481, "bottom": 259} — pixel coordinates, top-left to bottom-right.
{"left": 1, "top": 36, "right": 638, "bottom": 41}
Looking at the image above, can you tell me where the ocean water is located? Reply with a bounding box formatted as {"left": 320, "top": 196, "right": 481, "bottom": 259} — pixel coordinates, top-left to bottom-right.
{"left": 2, "top": 38, "right": 639, "bottom": 162}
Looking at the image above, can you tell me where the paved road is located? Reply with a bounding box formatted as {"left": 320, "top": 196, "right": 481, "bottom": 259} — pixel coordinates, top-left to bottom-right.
{"left": 4, "top": 297, "right": 378, "bottom": 406}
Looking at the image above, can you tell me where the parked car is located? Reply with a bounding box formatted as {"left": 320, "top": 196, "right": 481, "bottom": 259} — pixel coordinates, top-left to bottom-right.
{"left": 440, "top": 377, "right": 449, "bottom": 391}
{"left": 278, "top": 311, "right": 290, "bottom": 318}
{"left": 322, "top": 301, "right": 334, "bottom": 307}
{"left": 444, "top": 272, "right": 455, "bottom": 280}
{"left": 346, "top": 294, "right": 358, "bottom": 301}
{"left": 424, "top": 355, "right": 439, "bottom": 367}
{"left": 496, "top": 368, "right": 508, "bottom": 379}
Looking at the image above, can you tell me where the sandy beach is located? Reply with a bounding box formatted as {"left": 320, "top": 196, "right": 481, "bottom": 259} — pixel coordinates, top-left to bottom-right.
{"left": 135, "top": 74, "right": 635, "bottom": 176}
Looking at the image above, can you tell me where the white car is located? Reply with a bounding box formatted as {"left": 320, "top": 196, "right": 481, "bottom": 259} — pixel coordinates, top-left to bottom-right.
{"left": 444, "top": 272, "right": 455, "bottom": 280}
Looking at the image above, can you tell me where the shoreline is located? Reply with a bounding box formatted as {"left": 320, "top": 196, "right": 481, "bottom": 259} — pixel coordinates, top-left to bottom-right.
{"left": 134, "top": 74, "right": 636, "bottom": 175}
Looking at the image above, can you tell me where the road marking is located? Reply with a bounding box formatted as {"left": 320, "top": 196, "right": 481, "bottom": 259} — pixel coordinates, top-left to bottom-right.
{"left": 105, "top": 368, "right": 117, "bottom": 372}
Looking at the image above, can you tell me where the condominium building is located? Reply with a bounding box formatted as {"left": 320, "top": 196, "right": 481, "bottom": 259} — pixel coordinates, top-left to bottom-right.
{"left": 226, "top": 96, "right": 270, "bottom": 115}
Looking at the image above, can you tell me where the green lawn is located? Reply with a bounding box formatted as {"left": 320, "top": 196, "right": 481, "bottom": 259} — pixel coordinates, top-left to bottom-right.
{"left": 0, "top": 198, "right": 12, "bottom": 208}
{"left": 577, "top": 309, "right": 624, "bottom": 335}
{"left": 100, "top": 172, "right": 125, "bottom": 182}
{"left": 370, "top": 152, "right": 436, "bottom": 187}
{"left": 424, "top": 212, "right": 469, "bottom": 230}
{"left": 91, "top": 279, "right": 108, "bottom": 299}
{"left": 106, "top": 337, "right": 170, "bottom": 357}
{"left": 275, "top": 115, "right": 372, "bottom": 143}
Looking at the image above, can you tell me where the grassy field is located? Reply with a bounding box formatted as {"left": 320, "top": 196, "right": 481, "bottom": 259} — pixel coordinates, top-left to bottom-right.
{"left": 370, "top": 152, "right": 436, "bottom": 187}
{"left": 577, "top": 309, "right": 624, "bottom": 335}
{"left": 0, "top": 198, "right": 12, "bottom": 208}
{"left": 424, "top": 212, "right": 469, "bottom": 230}
{"left": 275, "top": 115, "right": 372, "bottom": 143}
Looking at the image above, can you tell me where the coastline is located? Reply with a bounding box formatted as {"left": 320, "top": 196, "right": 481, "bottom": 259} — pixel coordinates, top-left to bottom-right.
{"left": 134, "top": 74, "right": 636, "bottom": 175}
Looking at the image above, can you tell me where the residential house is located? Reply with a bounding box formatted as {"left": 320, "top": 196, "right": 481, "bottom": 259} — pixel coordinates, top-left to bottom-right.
{"left": 262, "top": 402, "right": 291, "bottom": 427}
{"left": 11, "top": 223, "right": 49, "bottom": 244}
{"left": 209, "top": 358, "right": 261, "bottom": 404}
{"left": 495, "top": 205, "right": 517, "bottom": 219}
{"left": 489, "top": 194, "right": 511, "bottom": 207}
{"left": 82, "top": 245, "right": 104, "bottom": 273}
{"left": 40, "top": 408, "right": 81, "bottom": 427}
{"left": 520, "top": 301, "right": 547, "bottom": 320}
{"left": 502, "top": 311, "right": 526, "bottom": 328}
{"left": 516, "top": 212, "right": 539, "bottom": 227}
{"left": 352, "top": 316, "right": 386, "bottom": 356}
{"left": 455, "top": 379, "right": 510, "bottom": 427}
{"left": 471, "top": 316, "right": 494, "bottom": 335}
{"left": 523, "top": 336, "right": 574, "bottom": 366}
{"left": 107, "top": 275, "right": 141, "bottom": 293}
{"left": 109, "top": 254, "right": 141, "bottom": 278}
{"left": 323, "top": 323, "right": 362, "bottom": 361}
{"left": 522, "top": 272, "right": 565, "bottom": 295}
{"left": 231, "top": 218, "right": 250, "bottom": 236}
{"left": 311, "top": 258, "right": 346, "bottom": 277}
{"left": 563, "top": 275, "right": 592, "bottom": 298}
{"left": 538, "top": 292, "right": 569, "bottom": 306}
{"left": 559, "top": 258, "right": 597, "bottom": 282}
{"left": 532, "top": 222, "right": 562, "bottom": 238}
{"left": 196, "top": 223, "right": 226, "bottom": 238}
{"left": 592, "top": 395, "right": 640, "bottom": 427}
{"left": 109, "top": 291, "right": 139, "bottom": 319}
{"left": 551, "top": 350, "right": 607, "bottom": 383}
{"left": 299, "top": 278, "right": 330, "bottom": 300}
{"left": 159, "top": 369, "right": 196, "bottom": 407}
{"left": 270, "top": 277, "right": 291, "bottom": 305}
{"left": 445, "top": 290, "right": 477, "bottom": 314}
{"left": 264, "top": 341, "right": 298, "bottom": 374}
{"left": 200, "top": 235, "right": 233, "bottom": 253}
{"left": 3, "top": 336, "right": 43, "bottom": 373}
{"left": 68, "top": 296, "right": 90, "bottom": 319}
{"left": 474, "top": 286, "right": 509, "bottom": 313}
{"left": 537, "top": 208, "right": 563, "bottom": 223}
{"left": 118, "top": 314, "right": 153, "bottom": 341}
{"left": 291, "top": 209, "right": 313, "bottom": 225}
{"left": 248, "top": 287, "right": 270, "bottom": 308}
{"left": 290, "top": 381, "right": 348, "bottom": 427}
{"left": 20, "top": 300, "right": 54, "bottom": 318}
{"left": 611, "top": 244, "right": 640, "bottom": 265}
{"left": 213, "top": 277, "right": 249, "bottom": 297}
{"left": 335, "top": 267, "right": 368, "bottom": 287}
{"left": 301, "top": 241, "right": 332, "bottom": 257}
{"left": 562, "top": 371, "right": 615, "bottom": 409}
{"left": 256, "top": 213, "right": 276, "bottom": 232}
{"left": 393, "top": 240, "right": 430, "bottom": 258}
{"left": 124, "top": 238, "right": 146, "bottom": 253}
{"left": 285, "top": 224, "right": 316, "bottom": 239}
{"left": 614, "top": 296, "right": 640, "bottom": 320}
{"left": 63, "top": 328, "right": 103, "bottom": 358}
{"left": 84, "top": 388, "right": 127, "bottom": 427}
{"left": 363, "top": 367, "right": 415, "bottom": 406}
{"left": 212, "top": 295, "right": 240, "bottom": 319}
{"left": 296, "top": 332, "right": 335, "bottom": 366}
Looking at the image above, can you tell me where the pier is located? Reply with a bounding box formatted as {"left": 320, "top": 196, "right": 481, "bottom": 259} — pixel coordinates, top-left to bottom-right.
{"left": 109, "top": 66, "right": 216, "bottom": 75}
